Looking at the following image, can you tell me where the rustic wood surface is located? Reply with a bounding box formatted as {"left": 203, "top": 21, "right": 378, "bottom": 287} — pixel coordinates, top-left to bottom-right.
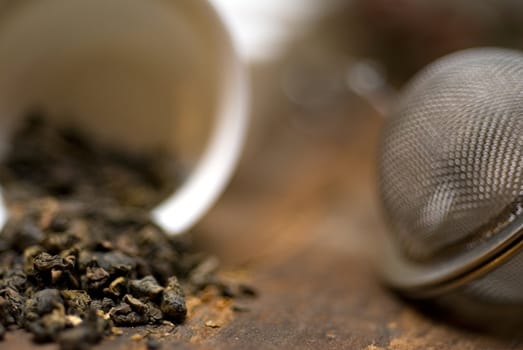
{"left": 4, "top": 72, "right": 523, "bottom": 350}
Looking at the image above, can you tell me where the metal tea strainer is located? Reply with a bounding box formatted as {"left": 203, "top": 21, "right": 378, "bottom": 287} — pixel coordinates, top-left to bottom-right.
{"left": 378, "top": 47, "right": 523, "bottom": 304}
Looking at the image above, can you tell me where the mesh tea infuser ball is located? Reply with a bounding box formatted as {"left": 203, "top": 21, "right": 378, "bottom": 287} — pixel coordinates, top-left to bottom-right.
{"left": 379, "top": 47, "right": 523, "bottom": 304}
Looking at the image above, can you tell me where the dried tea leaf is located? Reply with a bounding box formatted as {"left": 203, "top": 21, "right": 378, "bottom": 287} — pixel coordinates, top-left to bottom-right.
{"left": 109, "top": 302, "right": 148, "bottom": 326}
{"left": 90, "top": 297, "right": 115, "bottom": 313}
{"left": 58, "top": 309, "right": 110, "bottom": 350}
{"left": 129, "top": 275, "right": 164, "bottom": 299}
{"left": 146, "top": 302, "right": 163, "bottom": 324}
{"left": 0, "top": 287, "right": 25, "bottom": 326}
{"left": 123, "top": 294, "right": 148, "bottom": 314}
{"left": 27, "top": 308, "right": 67, "bottom": 343}
{"left": 33, "top": 252, "right": 74, "bottom": 272}
{"left": 104, "top": 276, "right": 127, "bottom": 297}
{"left": 61, "top": 290, "right": 91, "bottom": 315}
{"left": 160, "top": 277, "right": 187, "bottom": 322}
{"left": 83, "top": 267, "right": 110, "bottom": 292}
{"left": 25, "top": 289, "right": 64, "bottom": 321}
{"left": 93, "top": 251, "right": 136, "bottom": 276}
{"left": 0, "top": 115, "right": 254, "bottom": 348}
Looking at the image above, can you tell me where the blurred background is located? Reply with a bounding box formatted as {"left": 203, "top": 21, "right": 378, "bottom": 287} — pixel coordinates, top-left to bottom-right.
{"left": 209, "top": 0, "right": 523, "bottom": 171}
{"left": 190, "top": 1, "right": 523, "bottom": 348}
{"left": 199, "top": 0, "right": 523, "bottom": 262}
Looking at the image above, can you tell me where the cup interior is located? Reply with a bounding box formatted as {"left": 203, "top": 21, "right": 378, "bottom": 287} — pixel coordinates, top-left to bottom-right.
{"left": 0, "top": 0, "right": 248, "bottom": 233}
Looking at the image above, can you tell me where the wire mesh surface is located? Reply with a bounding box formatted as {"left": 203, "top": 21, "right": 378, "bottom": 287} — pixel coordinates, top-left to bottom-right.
{"left": 379, "top": 48, "right": 523, "bottom": 261}
{"left": 463, "top": 249, "right": 523, "bottom": 303}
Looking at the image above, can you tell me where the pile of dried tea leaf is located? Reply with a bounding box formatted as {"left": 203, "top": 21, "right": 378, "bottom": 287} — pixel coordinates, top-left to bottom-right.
{"left": 0, "top": 115, "right": 253, "bottom": 349}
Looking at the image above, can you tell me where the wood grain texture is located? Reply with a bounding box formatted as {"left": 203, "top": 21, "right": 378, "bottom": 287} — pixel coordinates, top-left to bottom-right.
{"left": 3, "top": 77, "right": 523, "bottom": 350}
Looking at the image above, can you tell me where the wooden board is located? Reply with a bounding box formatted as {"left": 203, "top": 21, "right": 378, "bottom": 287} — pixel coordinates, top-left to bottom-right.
{"left": 3, "top": 83, "right": 523, "bottom": 350}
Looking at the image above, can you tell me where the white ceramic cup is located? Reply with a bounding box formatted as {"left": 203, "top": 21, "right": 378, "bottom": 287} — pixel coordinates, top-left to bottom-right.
{"left": 0, "top": 0, "right": 249, "bottom": 233}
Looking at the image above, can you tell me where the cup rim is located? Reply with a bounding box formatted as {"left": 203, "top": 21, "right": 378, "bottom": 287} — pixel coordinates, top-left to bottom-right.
{"left": 151, "top": 0, "right": 249, "bottom": 234}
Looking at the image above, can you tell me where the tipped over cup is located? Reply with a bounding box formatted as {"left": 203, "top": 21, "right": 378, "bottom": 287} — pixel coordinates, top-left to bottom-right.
{"left": 0, "top": 0, "right": 249, "bottom": 233}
